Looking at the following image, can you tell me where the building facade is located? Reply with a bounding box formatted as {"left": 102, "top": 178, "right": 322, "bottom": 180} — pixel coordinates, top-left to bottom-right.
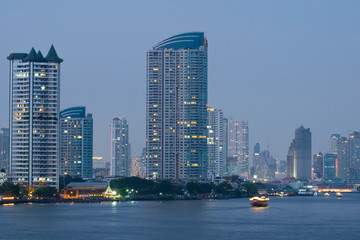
{"left": 7, "top": 46, "right": 62, "bottom": 188}
{"left": 324, "top": 153, "right": 337, "bottom": 180}
{"left": 337, "top": 137, "right": 349, "bottom": 180}
{"left": 228, "top": 120, "right": 249, "bottom": 178}
{"left": 146, "top": 32, "right": 208, "bottom": 180}
{"left": 59, "top": 107, "right": 93, "bottom": 179}
{"left": 349, "top": 132, "right": 360, "bottom": 184}
{"left": 286, "top": 126, "right": 312, "bottom": 180}
{"left": 313, "top": 152, "right": 324, "bottom": 179}
{"left": 110, "top": 117, "right": 130, "bottom": 177}
{"left": 207, "top": 107, "right": 223, "bottom": 180}
{"left": 0, "top": 128, "right": 10, "bottom": 171}
{"left": 330, "top": 134, "right": 340, "bottom": 153}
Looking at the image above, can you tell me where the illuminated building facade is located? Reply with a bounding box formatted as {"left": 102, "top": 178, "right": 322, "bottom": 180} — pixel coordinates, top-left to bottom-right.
{"left": 207, "top": 107, "right": 223, "bottom": 180}
{"left": 0, "top": 128, "right": 10, "bottom": 171}
{"left": 60, "top": 107, "right": 93, "bottom": 179}
{"left": 146, "top": 32, "right": 208, "bottom": 180}
{"left": 110, "top": 117, "right": 130, "bottom": 177}
{"left": 286, "top": 126, "right": 312, "bottom": 180}
{"left": 336, "top": 137, "right": 349, "bottom": 180}
{"left": 324, "top": 153, "right": 337, "bottom": 180}
{"left": 7, "top": 46, "right": 62, "bottom": 188}
{"left": 228, "top": 120, "right": 249, "bottom": 178}
{"left": 313, "top": 152, "right": 324, "bottom": 179}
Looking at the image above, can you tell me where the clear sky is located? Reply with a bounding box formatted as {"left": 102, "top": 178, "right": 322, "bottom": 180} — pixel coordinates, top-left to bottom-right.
{"left": 1, "top": 0, "right": 360, "bottom": 163}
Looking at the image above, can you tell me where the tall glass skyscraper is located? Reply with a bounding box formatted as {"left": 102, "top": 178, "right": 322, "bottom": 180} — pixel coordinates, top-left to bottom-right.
{"left": 59, "top": 107, "right": 93, "bottom": 179}
{"left": 7, "top": 46, "right": 62, "bottom": 188}
{"left": 146, "top": 32, "right": 208, "bottom": 180}
{"left": 110, "top": 117, "right": 130, "bottom": 177}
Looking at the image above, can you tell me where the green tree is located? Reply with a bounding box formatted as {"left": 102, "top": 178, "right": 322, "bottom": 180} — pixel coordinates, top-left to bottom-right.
{"left": 33, "top": 187, "right": 57, "bottom": 198}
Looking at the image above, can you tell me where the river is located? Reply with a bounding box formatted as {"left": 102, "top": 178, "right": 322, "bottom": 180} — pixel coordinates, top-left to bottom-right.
{"left": 1, "top": 193, "right": 359, "bottom": 240}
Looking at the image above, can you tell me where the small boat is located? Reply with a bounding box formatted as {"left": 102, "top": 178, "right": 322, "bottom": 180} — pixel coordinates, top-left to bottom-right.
{"left": 250, "top": 196, "right": 269, "bottom": 207}
{"left": 324, "top": 192, "right": 330, "bottom": 197}
{"left": 336, "top": 192, "right": 343, "bottom": 198}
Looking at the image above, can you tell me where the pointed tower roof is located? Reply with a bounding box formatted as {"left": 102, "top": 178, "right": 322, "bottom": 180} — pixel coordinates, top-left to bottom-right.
{"left": 37, "top": 50, "right": 45, "bottom": 61}
{"left": 45, "top": 45, "right": 63, "bottom": 62}
{"left": 23, "top": 48, "right": 38, "bottom": 62}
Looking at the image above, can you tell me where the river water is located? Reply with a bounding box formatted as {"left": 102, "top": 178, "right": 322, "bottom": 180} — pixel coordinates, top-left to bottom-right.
{"left": 1, "top": 193, "right": 359, "bottom": 240}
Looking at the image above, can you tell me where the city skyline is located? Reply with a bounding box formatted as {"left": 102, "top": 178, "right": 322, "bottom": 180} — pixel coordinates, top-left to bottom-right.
{"left": 1, "top": 1, "right": 360, "bottom": 163}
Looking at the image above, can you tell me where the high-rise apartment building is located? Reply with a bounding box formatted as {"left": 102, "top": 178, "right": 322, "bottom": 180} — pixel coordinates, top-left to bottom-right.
{"left": 349, "top": 132, "right": 360, "bottom": 184}
{"left": 207, "top": 107, "right": 223, "bottom": 180}
{"left": 286, "top": 126, "right": 312, "bottom": 180}
{"left": 59, "top": 107, "right": 93, "bottom": 179}
{"left": 110, "top": 117, "right": 130, "bottom": 177}
{"left": 7, "top": 46, "right": 62, "bottom": 188}
{"left": 337, "top": 137, "right": 349, "bottom": 180}
{"left": 228, "top": 120, "right": 249, "bottom": 178}
{"left": 0, "top": 128, "right": 10, "bottom": 171}
{"left": 313, "top": 152, "right": 324, "bottom": 179}
{"left": 146, "top": 32, "right": 208, "bottom": 180}
{"left": 330, "top": 134, "right": 340, "bottom": 153}
{"left": 222, "top": 117, "right": 229, "bottom": 176}
{"left": 93, "top": 157, "right": 105, "bottom": 169}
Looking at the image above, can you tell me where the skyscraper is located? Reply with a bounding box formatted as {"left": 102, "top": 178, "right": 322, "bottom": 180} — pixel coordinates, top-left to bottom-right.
{"left": 228, "top": 120, "right": 249, "bottom": 178}
{"left": 207, "top": 107, "right": 223, "bottom": 180}
{"left": 313, "top": 152, "right": 324, "bottom": 179}
{"left": 349, "top": 131, "right": 360, "bottom": 184}
{"left": 146, "top": 32, "right": 208, "bottom": 180}
{"left": 330, "top": 134, "right": 340, "bottom": 153}
{"left": 7, "top": 46, "right": 62, "bottom": 188}
{"left": 337, "top": 137, "right": 349, "bottom": 180}
{"left": 59, "top": 107, "right": 93, "bottom": 179}
{"left": 0, "top": 128, "right": 10, "bottom": 171}
{"left": 110, "top": 117, "right": 130, "bottom": 177}
{"left": 286, "top": 126, "right": 312, "bottom": 180}
{"left": 222, "top": 117, "right": 229, "bottom": 176}
{"left": 324, "top": 153, "right": 337, "bottom": 180}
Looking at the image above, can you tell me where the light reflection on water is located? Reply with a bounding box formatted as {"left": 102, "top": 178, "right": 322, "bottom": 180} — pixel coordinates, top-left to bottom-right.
{"left": 0, "top": 193, "right": 360, "bottom": 240}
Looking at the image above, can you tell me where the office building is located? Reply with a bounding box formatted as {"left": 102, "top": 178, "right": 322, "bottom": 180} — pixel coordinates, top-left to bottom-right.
{"left": 110, "top": 117, "right": 130, "bottom": 177}
{"left": 0, "top": 128, "right": 10, "bottom": 171}
{"left": 146, "top": 32, "right": 208, "bottom": 179}
{"left": 7, "top": 46, "right": 62, "bottom": 188}
{"left": 60, "top": 107, "right": 93, "bottom": 179}
{"left": 324, "top": 153, "right": 337, "bottom": 180}
{"left": 228, "top": 120, "right": 249, "bottom": 178}
{"left": 207, "top": 107, "right": 223, "bottom": 180}
{"left": 286, "top": 126, "right": 312, "bottom": 180}
{"left": 313, "top": 152, "right": 324, "bottom": 179}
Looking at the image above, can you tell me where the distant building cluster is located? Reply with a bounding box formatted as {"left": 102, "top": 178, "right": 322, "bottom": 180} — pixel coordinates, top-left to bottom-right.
{"left": 2, "top": 32, "right": 360, "bottom": 191}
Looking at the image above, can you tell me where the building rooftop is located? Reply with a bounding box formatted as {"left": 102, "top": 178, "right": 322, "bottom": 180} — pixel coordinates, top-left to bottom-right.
{"left": 7, "top": 45, "right": 63, "bottom": 62}
{"left": 153, "top": 32, "right": 206, "bottom": 50}
{"left": 66, "top": 182, "right": 108, "bottom": 187}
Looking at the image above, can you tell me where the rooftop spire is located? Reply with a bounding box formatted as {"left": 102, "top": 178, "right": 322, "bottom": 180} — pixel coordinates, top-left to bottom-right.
{"left": 23, "top": 48, "right": 38, "bottom": 62}
{"left": 45, "top": 44, "right": 63, "bottom": 62}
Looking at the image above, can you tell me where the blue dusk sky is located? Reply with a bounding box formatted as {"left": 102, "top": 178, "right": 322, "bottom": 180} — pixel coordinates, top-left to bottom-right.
{"left": 1, "top": 0, "right": 360, "bottom": 162}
